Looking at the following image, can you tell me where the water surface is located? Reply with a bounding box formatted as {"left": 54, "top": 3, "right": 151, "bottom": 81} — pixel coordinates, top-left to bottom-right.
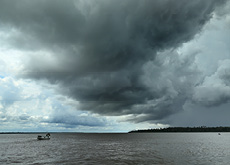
{"left": 0, "top": 133, "right": 229, "bottom": 164}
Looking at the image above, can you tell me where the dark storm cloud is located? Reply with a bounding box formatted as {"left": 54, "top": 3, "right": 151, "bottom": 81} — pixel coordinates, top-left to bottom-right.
{"left": 0, "top": 0, "right": 227, "bottom": 122}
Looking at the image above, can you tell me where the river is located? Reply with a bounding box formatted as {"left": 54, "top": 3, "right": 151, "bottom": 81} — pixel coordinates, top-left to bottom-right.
{"left": 0, "top": 133, "right": 229, "bottom": 164}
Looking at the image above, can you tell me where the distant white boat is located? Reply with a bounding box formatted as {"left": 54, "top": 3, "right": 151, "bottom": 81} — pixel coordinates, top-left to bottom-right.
{"left": 37, "top": 133, "right": 50, "bottom": 140}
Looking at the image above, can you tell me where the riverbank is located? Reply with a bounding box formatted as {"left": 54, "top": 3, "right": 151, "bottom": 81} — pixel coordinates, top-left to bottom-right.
{"left": 129, "top": 126, "right": 230, "bottom": 133}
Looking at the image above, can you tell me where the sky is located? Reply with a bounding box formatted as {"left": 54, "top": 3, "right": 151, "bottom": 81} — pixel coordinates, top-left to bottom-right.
{"left": 0, "top": 0, "right": 230, "bottom": 132}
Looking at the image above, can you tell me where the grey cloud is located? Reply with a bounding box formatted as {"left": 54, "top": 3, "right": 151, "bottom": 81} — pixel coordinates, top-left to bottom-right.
{"left": 46, "top": 115, "right": 106, "bottom": 128}
{"left": 0, "top": 114, "right": 31, "bottom": 124}
{"left": 19, "top": 115, "right": 30, "bottom": 121}
{"left": 124, "top": 50, "right": 201, "bottom": 122}
{"left": 193, "top": 60, "right": 230, "bottom": 107}
{"left": 193, "top": 86, "right": 230, "bottom": 106}
{"left": 218, "top": 63, "right": 230, "bottom": 86}
{"left": 214, "top": 0, "right": 230, "bottom": 18}
{"left": 0, "top": 0, "right": 227, "bottom": 123}
{"left": 45, "top": 111, "right": 106, "bottom": 128}
{"left": 164, "top": 101, "right": 230, "bottom": 127}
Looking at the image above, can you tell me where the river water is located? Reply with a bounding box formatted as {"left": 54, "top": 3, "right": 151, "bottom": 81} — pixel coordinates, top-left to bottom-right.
{"left": 0, "top": 133, "right": 229, "bottom": 164}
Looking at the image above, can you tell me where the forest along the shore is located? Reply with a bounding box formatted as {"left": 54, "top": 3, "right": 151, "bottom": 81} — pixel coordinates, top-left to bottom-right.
{"left": 129, "top": 127, "right": 230, "bottom": 133}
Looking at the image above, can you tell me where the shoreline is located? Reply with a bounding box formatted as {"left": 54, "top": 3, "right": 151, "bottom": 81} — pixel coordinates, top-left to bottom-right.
{"left": 129, "top": 126, "right": 230, "bottom": 133}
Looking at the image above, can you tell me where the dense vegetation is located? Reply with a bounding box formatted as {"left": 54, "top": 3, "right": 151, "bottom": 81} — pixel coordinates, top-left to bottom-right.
{"left": 129, "top": 126, "right": 230, "bottom": 133}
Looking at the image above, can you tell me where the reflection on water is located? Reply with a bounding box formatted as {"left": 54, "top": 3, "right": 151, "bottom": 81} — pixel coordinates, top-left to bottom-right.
{"left": 0, "top": 133, "right": 230, "bottom": 164}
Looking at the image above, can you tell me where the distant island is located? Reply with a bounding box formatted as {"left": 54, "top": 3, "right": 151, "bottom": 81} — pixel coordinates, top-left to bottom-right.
{"left": 129, "top": 126, "right": 230, "bottom": 133}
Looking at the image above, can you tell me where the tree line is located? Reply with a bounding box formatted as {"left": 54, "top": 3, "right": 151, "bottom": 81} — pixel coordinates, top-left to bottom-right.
{"left": 129, "top": 126, "right": 230, "bottom": 133}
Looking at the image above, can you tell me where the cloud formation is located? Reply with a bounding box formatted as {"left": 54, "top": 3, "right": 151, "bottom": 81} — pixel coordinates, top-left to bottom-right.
{"left": 193, "top": 60, "right": 230, "bottom": 107}
{"left": 0, "top": 0, "right": 229, "bottom": 126}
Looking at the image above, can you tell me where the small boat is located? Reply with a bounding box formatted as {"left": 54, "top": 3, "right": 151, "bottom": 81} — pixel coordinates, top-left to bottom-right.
{"left": 218, "top": 133, "right": 221, "bottom": 135}
{"left": 37, "top": 133, "right": 51, "bottom": 140}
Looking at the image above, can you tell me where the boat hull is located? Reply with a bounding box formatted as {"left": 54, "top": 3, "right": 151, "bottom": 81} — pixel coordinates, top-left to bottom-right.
{"left": 37, "top": 136, "right": 50, "bottom": 140}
